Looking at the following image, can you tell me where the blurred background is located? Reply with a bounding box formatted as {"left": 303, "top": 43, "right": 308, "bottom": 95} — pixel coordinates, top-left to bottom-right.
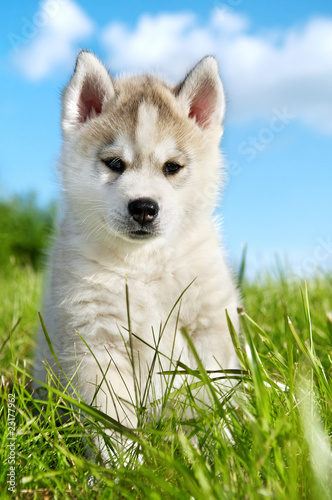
{"left": 1, "top": 0, "right": 332, "bottom": 279}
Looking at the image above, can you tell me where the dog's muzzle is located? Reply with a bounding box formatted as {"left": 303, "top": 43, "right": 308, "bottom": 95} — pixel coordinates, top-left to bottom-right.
{"left": 127, "top": 197, "right": 159, "bottom": 239}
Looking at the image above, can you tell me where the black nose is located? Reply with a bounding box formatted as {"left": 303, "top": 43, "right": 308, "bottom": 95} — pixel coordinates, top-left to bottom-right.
{"left": 128, "top": 198, "right": 159, "bottom": 225}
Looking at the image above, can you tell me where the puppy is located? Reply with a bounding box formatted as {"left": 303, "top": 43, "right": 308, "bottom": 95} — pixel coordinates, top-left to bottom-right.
{"left": 34, "top": 51, "right": 240, "bottom": 457}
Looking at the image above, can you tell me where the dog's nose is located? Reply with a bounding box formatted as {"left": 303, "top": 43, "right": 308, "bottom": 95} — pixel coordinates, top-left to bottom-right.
{"left": 128, "top": 198, "right": 159, "bottom": 225}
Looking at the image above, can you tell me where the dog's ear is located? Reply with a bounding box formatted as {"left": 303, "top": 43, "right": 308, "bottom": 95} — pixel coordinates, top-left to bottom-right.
{"left": 62, "top": 51, "right": 115, "bottom": 133}
{"left": 175, "top": 56, "right": 225, "bottom": 131}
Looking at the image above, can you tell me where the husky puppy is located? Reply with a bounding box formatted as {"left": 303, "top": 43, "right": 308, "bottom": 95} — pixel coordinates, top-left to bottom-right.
{"left": 34, "top": 51, "right": 240, "bottom": 446}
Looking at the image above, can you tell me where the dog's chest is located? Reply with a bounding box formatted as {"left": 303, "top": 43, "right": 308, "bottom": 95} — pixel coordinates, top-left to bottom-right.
{"left": 63, "top": 263, "right": 198, "bottom": 355}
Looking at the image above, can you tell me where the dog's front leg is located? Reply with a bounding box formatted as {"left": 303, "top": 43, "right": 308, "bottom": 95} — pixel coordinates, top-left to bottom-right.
{"left": 74, "top": 345, "right": 139, "bottom": 464}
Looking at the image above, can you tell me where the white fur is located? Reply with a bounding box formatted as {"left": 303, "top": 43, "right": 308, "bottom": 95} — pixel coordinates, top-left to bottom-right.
{"left": 34, "top": 51, "right": 240, "bottom": 457}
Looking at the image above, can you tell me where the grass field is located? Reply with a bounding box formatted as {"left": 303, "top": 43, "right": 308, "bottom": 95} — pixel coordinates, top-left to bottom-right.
{"left": 1, "top": 200, "right": 332, "bottom": 498}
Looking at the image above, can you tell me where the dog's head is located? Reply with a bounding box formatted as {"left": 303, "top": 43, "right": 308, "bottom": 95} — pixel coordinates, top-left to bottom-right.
{"left": 60, "top": 51, "right": 226, "bottom": 248}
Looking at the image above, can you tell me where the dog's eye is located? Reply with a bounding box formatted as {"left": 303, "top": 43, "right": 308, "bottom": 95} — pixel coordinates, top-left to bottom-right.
{"left": 163, "top": 162, "right": 183, "bottom": 176}
{"left": 102, "top": 157, "right": 125, "bottom": 174}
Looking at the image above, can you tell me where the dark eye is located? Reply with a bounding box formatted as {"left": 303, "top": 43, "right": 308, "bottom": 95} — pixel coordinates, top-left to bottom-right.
{"left": 102, "top": 157, "right": 125, "bottom": 174}
{"left": 163, "top": 162, "right": 183, "bottom": 176}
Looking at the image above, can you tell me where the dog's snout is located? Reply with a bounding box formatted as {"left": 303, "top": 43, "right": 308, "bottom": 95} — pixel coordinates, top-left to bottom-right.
{"left": 128, "top": 198, "right": 159, "bottom": 225}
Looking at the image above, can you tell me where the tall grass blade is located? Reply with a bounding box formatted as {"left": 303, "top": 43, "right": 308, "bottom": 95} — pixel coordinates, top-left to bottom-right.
{"left": 226, "top": 308, "right": 247, "bottom": 369}
{"left": 238, "top": 242, "right": 247, "bottom": 288}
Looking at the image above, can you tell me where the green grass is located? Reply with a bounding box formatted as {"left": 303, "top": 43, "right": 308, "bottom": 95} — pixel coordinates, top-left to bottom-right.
{"left": 0, "top": 263, "right": 43, "bottom": 378}
{"left": 1, "top": 258, "right": 332, "bottom": 499}
{"left": 0, "top": 193, "right": 56, "bottom": 271}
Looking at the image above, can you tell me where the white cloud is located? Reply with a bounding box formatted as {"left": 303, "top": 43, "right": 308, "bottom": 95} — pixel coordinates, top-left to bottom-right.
{"left": 101, "top": 10, "right": 332, "bottom": 134}
{"left": 101, "top": 12, "right": 214, "bottom": 79}
{"left": 12, "top": 0, "right": 94, "bottom": 81}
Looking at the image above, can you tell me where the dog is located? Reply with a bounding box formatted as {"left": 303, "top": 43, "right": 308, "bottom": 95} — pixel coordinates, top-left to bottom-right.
{"left": 34, "top": 50, "right": 240, "bottom": 458}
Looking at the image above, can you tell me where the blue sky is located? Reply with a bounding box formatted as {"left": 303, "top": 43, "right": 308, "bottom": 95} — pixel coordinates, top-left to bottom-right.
{"left": 1, "top": 0, "right": 332, "bottom": 279}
